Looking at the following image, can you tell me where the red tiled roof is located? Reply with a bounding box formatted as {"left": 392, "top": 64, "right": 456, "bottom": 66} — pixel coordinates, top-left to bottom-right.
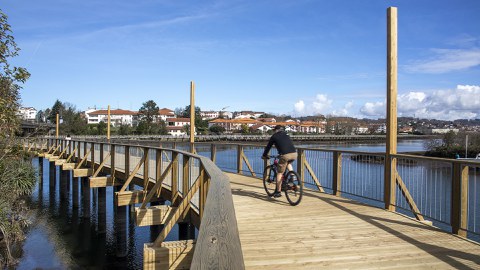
{"left": 166, "top": 126, "right": 185, "bottom": 131}
{"left": 159, "top": 108, "right": 175, "bottom": 115}
{"left": 167, "top": 118, "right": 190, "bottom": 122}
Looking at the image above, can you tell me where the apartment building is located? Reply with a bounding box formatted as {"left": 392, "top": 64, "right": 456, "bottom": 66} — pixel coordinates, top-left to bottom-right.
{"left": 18, "top": 107, "right": 37, "bottom": 122}
{"left": 86, "top": 109, "right": 138, "bottom": 126}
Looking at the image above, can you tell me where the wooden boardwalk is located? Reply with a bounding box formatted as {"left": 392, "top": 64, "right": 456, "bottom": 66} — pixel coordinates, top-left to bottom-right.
{"left": 228, "top": 173, "right": 480, "bottom": 270}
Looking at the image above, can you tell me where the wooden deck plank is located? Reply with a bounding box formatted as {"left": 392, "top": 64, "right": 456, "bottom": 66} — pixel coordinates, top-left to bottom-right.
{"left": 227, "top": 173, "right": 480, "bottom": 270}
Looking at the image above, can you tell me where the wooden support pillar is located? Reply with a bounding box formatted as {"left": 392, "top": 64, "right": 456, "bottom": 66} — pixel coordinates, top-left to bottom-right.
{"left": 183, "top": 156, "right": 190, "bottom": 196}
{"left": 333, "top": 152, "right": 342, "bottom": 196}
{"left": 297, "top": 149, "right": 305, "bottom": 186}
{"left": 190, "top": 81, "right": 195, "bottom": 145}
{"left": 81, "top": 177, "right": 91, "bottom": 219}
{"left": 237, "top": 145, "right": 243, "bottom": 174}
{"left": 91, "top": 142, "right": 95, "bottom": 172}
{"left": 385, "top": 6, "right": 398, "bottom": 211}
{"left": 98, "top": 187, "right": 107, "bottom": 234}
{"left": 179, "top": 222, "right": 195, "bottom": 240}
{"left": 56, "top": 113, "right": 59, "bottom": 138}
{"left": 211, "top": 144, "right": 217, "bottom": 163}
{"left": 99, "top": 143, "right": 104, "bottom": 168}
{"left": 143, "top": 147, "right": 149, "bottom": 191}
{"left": 72, "top": 172, "right": 79, "bottom": 208}
{"left": 107, "top": 105, "right": 111, "bottom": 141}
{"left": 149, "top": 201, "right": 164, "bottom": 242}
{"left": 38, "top": 157, "right": 44, "bottom": 182}
{"left": 49, "top": 161, "right": 56, "bottom": 188}
{"left": 156, "top": 149, "right": 163, "bottom": 195}
{"left": 114, "top": 185, "right": 128, "bottom": 258}
{"left": 111, "top": 144, "right": 116, "bottom": 181}
{"left": 171, "top": 152, "right": 179, "bottom": 205}
{"left": 199, "top": 167, "right": 207, "bottom": 220}
{"left": 451, "top": 163, "right": 468, "bottom": 237}
{"left": 60, "top": 169, "right": 69, "bottom": 201}
{"left": 125, "top": 145, "right": 130, "bottom": 180}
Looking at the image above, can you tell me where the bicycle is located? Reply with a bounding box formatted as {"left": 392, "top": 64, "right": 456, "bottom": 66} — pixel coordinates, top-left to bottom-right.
{"left": 262, "top": 155, "right": 303, "bottom": 206}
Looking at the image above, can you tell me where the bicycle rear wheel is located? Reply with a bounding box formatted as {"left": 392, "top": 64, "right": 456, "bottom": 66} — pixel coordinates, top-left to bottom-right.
{"left": 284, "top": 171, "right": 303, "bottom": 206}
{"left": 263, "top": 165, "right": 277, "bottom": 197}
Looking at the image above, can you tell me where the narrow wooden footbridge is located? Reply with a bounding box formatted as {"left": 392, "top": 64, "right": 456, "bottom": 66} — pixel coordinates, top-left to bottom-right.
{"left": 25, "top": 138, "right": 480, "bottom": 269}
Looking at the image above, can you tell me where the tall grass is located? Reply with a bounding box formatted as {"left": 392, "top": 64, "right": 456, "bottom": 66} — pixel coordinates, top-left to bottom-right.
{"left": 0, "top": 151, "right": 36, "bottom": 266}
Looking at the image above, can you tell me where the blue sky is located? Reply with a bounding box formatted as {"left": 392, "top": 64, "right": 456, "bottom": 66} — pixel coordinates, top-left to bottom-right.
{"left": 3, "top": 0, "right": 480, "bottom": 120}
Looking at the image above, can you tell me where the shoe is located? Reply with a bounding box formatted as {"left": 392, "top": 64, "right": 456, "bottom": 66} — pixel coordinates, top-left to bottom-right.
{"left": 273, "top": 191, "right": 282, "bottom": 198}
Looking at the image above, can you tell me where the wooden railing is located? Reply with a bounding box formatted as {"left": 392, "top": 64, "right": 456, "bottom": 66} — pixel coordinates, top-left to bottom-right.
{"left": 26, "top": 137, "right": 245, "bottom": 269}
{"left": 26, "top": 137, "right": 480, "bottom": 246}
{"left": 180, "top": 142, "right": 479, "bottom": 239}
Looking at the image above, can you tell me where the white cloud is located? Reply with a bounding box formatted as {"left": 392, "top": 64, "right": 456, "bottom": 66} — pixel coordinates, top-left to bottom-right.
{"left": 360, "top": 101, "right": 385, "bottom": 117}
{"left": 359, "top": 85, "right": 480, "bottom": 120}
{"left": 294, "top": 100, "right": 305, "bottom": 113}
{"left": 312, "top": 94, "right": 332, "bottom": 112}
{"left": 405, "top": 48, "right": 480, "bottom": 74}
{"left": 293, "top": 94, "right": 334, "bottom": 116}
{"left": 332, "top": 101, "right": 354, "bottom": 116}
{"left": 398, "top": 92, "right": 427, "bottom": 114}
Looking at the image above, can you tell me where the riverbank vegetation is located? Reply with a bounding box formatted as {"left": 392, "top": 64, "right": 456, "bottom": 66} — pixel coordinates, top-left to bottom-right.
{"left": 424, "top": 131, "right": 480, "bottom": 159}
{"left": 0, "top": 9, "right": 37, "bottom": 267}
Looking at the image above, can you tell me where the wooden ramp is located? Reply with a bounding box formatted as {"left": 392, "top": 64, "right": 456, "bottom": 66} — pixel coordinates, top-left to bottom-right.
{"left": 228, "top": 173, "right": 480, "bottom": 270}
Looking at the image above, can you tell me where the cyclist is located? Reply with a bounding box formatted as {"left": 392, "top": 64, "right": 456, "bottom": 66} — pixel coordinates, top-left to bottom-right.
{"left": 262, "top": 125, "right": 297, "bottom": 198}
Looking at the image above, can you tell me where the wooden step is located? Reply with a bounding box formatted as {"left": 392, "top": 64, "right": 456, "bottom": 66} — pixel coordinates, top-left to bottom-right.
{"left": 73, "top": 168, "right": 93, "bottom": 178}
{"left": 48, "top": 155, "right": 60, "bottom": 161}
{"left": 144, "top": 240, "right": 195, "bottom": 270}
{"left": 89, "top": 176, "right": 122, "bottom": 188}
{"left": 133, "top": 205, "right": 173, "bottom": 226}
{"left": 38, "top": 152, "right": 46, "bottom": 158}
{"left": 54, "top": 159, "right": 67, "bottom": 166}
{"left": 44, "top": 153, "right": 53, "bottom": 158}
{"left": 115, "top": 190, "right": 146, "bottom": 206}
{"left": 62, "top": 163, "right": 76, "bottom": 171}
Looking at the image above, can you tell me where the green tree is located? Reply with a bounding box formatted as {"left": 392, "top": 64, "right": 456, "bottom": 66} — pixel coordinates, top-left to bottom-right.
{"left": 209, "top": 125, "right": 225, "bottom": 135}
{"left": 0, "top": 10, "right": 36, "bottom": 267}
{"left": 175, "top": 105, "right": 208, "bottom": 134}
{"left": 97, "top": 121, "right": 107, "bottom": 135}
{"left": 442, "top": 130, "right": 456, "bottom": 149}
{"left": 137, "top": 100, "right": 159, "bottom": 134}
{"left": 117, "top": 124, "right": 133, "bottom": 135}
{"left": 59, "top": 102, "right": 87, "bottom": 135}
{"left": 0, "top": 10, "right": 30, "bottom": 140}
{"left": 47, "top": 99, "right": 65, "bottom": 124}
{"left": 35, "top": 110, "right": 45, "bottom": 123}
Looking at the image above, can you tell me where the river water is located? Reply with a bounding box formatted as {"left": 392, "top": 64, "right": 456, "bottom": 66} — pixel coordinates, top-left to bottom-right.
{"left": 17, "top": 139, "right": 478, "bottom": 268}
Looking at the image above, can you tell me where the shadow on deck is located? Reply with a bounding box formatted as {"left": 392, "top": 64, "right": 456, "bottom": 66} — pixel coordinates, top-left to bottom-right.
{"left": 228, "top": 173, "right": 480, "bottom": 270}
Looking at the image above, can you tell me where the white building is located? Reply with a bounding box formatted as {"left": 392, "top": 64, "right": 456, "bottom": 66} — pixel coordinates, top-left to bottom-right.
{"left": 86, "top": 109, "right": 138, "bottom": 126}
{"left": 233, "top": 111, "right": 264, "bottom": 119}
{"left": 18, "top": 107, "right": 37, "bottom": 122}
{"left": 200, "top": 111, "right": 220, "bottom": 120}
{"left": 158, "top": 108, "right": 176, "bottom": 122}
{"left": 166, "top": 118, "right": 191, "bottom": 136}
{"left": 200, "top": 110, "right": 233, "bottom": 120}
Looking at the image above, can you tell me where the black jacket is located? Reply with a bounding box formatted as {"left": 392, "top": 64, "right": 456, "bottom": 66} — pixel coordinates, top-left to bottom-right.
{"left": 262, "top": 131, "right": 296, "bottom": 156}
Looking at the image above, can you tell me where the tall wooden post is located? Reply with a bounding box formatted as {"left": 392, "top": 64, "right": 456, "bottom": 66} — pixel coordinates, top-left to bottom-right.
{"left": 107, "top": 105, "right": 111, "bottom": 141}
{"left": 190, "top": 81, "right": 195, "bottom": 151}
{"left": 385, "top": 7, "right": 398, "bottom": 211}
{"left": 56, "top": 113, "right": 59, "bottom": 138}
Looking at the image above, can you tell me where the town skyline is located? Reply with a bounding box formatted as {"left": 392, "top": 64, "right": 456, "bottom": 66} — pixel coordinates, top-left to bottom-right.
{"left": 3, "top": 1, "right": 480, "bottom": 120}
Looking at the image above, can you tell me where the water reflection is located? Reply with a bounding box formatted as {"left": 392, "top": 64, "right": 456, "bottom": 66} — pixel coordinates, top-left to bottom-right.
{"left": 20, "top": 157, "right": 188, "bottom": 269}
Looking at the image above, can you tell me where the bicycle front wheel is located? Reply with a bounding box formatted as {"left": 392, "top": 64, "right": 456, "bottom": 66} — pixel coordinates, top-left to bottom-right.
{"left": 263, "top": 165, "right": 277, "bottom": 197}
{"left": 284, "top": 171, "right": 303, "bottom": 206}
